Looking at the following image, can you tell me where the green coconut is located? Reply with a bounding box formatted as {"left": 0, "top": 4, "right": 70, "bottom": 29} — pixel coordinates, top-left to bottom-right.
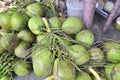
{"left": 17, "top": 29, "right": 35, "bottom": 43}
{"left": 0, "top": 75, "right": 11, "bottom": 80}
{"left": 76, "top": 72, "right": 92, "bottom": 80}
{"left": 0, "top": 12, "right": 3, "bottom": 17}
{"left": 67, "top": 44, "right": 90, "bottom": 65}
{"left": 62, "top": 16, "right": 83, "bottom": 34}
{"left": 103, "top": 41, "right": 120, "bottom": 63}
{"left": 76, "top": 30, "right": 94, "bottom": 47}
{"left": 7, "top": 7, "right": 17, "bottom": 13}
{"left": 13, "top": 61, "right": 31, "bottom": 76}
{"left": 0, "top": 38, "right": 5, "bottom": 54}
{"left": 26, "top": 3, "right": 44, "bottom": 17}
{"left": 93, "top": 76, "right": 106, "bottom": 80}
{"left": 111, "top": 63, "right": 120, "bottom": 80}
{"left": 36, "top": 33, "right": 48, "bottom": 43}
{"left": 105, "top": 64, "right": 115, "bottom": 80}
{"left": 32, "top": 48, "right": 54, "bottom": 78}
{"left": 10, "top": 12, "right": 29, "bottom": 31}
{"left": 62, "top": 38, "right": 71, "bottom": 46}
{"left": 53, "top": 58, "right": 76, "bottom": 80}
{"left": 36, "top": 33, "right": 51, "bottom": 48}
{"left": 89, "top": 47, "right": 104, "bottom": 63}
{"left": 0, "top": 29, "right": 8, "bottom": 37}
{"left": 28, "top": 16, "right": 45, "bottom": 35}
{"left": 0, "top": 33, "right": 19, "bottom": 50}
{"left": 0, "top": 13, "right": 12, "bottom": 30}
{"left": 59, "top": 17, "right": 66, "bottom": 23}
{"left": 115, "top": 17, "right": 120, "bottom": 30}
{"left": 14, "top": 41, "right": 30, "bottom": 58}
{"left": 102, "top": 41, "right": 120, "bottom": 50}
{"left": 49, "top": 17, "right": 65, "bottom": 28}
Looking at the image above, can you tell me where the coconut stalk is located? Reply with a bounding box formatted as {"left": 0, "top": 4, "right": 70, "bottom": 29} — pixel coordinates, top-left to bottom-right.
{"left": 103, "top": 0, "right": 120, "bottom": 32}
{"left": 42, "top": 17, "right": 51, "bottom": 33}
{"left": 89, "top": 67, "right": 102, "bottom": 80}
{"left": 0, "top": 51, "right": 18, "bottom": 79}
{"left": 45, "top": 75, "right": 54, "bottom": 80}
{"left": 83, "top": 0, "right": 97, "bottom": 28}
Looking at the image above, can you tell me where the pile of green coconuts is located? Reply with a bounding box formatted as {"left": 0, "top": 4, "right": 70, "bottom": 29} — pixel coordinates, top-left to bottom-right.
{"left": 0, "top": 1, "right": 120, "bottom": 80}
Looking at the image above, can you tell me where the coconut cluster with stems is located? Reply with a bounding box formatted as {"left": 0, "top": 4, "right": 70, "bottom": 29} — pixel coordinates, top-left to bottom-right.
{"left": 0, "top": 0, "right": 120, "bottom": 80}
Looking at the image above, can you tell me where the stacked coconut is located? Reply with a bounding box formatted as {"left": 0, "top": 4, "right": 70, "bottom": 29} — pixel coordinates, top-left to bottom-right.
{"left": 0, "top": 1, "right": 120, "bottom": 80}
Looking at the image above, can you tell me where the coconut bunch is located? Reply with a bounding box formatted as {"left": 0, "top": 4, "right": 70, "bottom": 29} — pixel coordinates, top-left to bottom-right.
{"left": 0, "top": 0, "right": 120, "bottom": 80}
{"left": 0, "top": 11, "right": 33, "bottom": 80}
{"left": 0, "top": 1, "right": 37, "bottom": 79}
{"left": 0, "top": 0, "right": 59, "bottom": 79}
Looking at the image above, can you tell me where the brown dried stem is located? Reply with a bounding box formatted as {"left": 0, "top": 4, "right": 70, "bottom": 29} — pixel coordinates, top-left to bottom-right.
{"left": 83, "top": 0, "right": 97, "bottom": 28}
{"left": 103, "top": 0, "right": 120, "bottom": 33}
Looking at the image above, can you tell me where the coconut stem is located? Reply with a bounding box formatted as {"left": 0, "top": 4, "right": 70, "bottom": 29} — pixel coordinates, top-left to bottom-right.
{"left": 103, "top": 0, "right": 120, "bottom": 32}
{"left": 88, "top": 67, "right": 101, "bottom": 80}
{"left": 42, "top": 17, "right": 51, "bottom": 33}
{"left": 45, "top": 75, "right": 54, "bottom": 80}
